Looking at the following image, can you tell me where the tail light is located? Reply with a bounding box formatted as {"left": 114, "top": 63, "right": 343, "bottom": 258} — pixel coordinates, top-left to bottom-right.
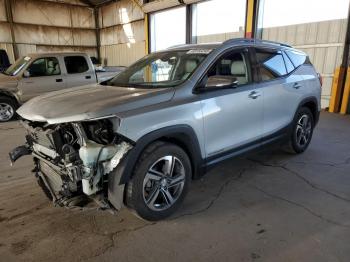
{"left": 317, "top": 73, "right": 323, "bottom": 87}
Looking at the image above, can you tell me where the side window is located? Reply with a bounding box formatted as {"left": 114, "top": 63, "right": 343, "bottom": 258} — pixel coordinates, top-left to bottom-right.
{"left": 64, "top": 56, "right": 89, "bottom": 74}
{"left": 27, "top": 57, "right": 61, "bottom": 77}
{"left": 285, "top": 50, "right": 308, "bottom": 68}
{"left": 256, "top": 50, "right": 287, "bottom": 81}
{"left": 206, "top": 51, "right": 251, "bottom": 87}
{"left": 282, "top": 52, "right": 295, "bottom": 73}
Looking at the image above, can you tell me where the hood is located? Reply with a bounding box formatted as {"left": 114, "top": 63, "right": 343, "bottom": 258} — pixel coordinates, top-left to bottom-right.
{"left": 17, "top": 84, "right": 175, "bottom": 124}
{"left": 0, "top": 73, "right": 19, "bottom": 90}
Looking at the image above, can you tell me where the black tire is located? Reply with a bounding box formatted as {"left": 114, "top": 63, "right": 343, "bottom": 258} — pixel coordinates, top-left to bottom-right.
{"left": 126, "top": 141, "right": 191, "bottom": 221}
{"left": 285, "top": 107, "right": 314, "bottom": 154}
{"left": 0, "top": 96, "right": 17, "bottom": 122}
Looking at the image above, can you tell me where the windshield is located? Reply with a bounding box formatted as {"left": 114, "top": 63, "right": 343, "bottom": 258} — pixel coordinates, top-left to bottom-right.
{"left": 108, "top": 49, "right": 211, "bottom": 88}
{"left": 3, "top": 56, "right": 31, "bottom": 76}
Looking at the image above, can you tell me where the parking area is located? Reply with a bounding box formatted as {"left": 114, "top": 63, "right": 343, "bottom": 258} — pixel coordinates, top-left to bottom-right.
{"left": 0, "top": 111, "right": 349, "bottom": 262}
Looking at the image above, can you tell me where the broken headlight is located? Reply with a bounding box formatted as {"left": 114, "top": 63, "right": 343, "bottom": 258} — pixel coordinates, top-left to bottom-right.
{"left": 82, "top": 117, "right": 120, "bottom": 145}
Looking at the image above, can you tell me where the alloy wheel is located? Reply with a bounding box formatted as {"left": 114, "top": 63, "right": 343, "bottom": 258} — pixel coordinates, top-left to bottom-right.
{"left": 142, "top": 155, "right": 186, "bottom": 211}
{"left": 0, "top": 103, "right": 14, "bottom": 122}
{"left": 295, "top": 114, "right": 312, "bottom": 147}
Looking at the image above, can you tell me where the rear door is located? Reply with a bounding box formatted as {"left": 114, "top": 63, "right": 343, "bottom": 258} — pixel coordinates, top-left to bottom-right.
{"left": 63, "top": 55, "right": 97, "bottom": 87}
{"left": 18, "top": 56, "right": 66, "bottom": 101}
{"left": 253, "top": 48, "right": 303, "bottom": 139}
{"left": 199, "top": 48, "right": 264, "bottom": 160}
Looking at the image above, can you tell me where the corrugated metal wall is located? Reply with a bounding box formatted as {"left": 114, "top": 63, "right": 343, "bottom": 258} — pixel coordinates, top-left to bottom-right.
{"left": 0, "top": 0, "right": 15, "bottom": 63}
{"left": 262, "top": 19, "right": 347, "bottom": 108}
{"left": 0, "top": 0, "right": 97, "bottom": 63}
{"left": 99, "top": 0, "right": 146, "bottom": 66}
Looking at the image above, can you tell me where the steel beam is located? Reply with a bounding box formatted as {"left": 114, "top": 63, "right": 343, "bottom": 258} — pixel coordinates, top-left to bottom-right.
{"left": 145, "top": 13, "right": 150, "bottom": 54}
{"left": 94, "top": 7, "right": 101, "bottom": 63}
{"left": 9, "top": 21, "right": 96, "bottom": 31}
{"left": 339, "top": 3, "right": 350, "bottom": 114}
{"left": 245, "top": 0, "right": 258, "bottom": 38}
{"left": 186, "top": 4, "right": 192, "bottom": 44}
{"left": 4, "top": 0, "right": 18, "bottom": 60}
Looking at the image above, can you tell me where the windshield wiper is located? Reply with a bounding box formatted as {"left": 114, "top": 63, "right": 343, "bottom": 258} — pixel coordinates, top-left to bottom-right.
{"left": 109, "top": 82, "right": 146, "bottom": 88}
{"left": 108, "top": 82, "right": 133, "bottom": 87}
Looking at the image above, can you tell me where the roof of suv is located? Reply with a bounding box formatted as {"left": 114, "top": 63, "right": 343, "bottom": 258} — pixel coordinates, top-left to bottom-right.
{"left": 25, "top": 52, "right": 88, "bottom": 58}
{"left": 167, "top": 38, "right": 293, "bottom": 52}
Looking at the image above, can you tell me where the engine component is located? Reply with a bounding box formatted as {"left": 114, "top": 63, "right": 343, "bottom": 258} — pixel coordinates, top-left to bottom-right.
{"left": 82, "top": 120, "right": 115, "bottom": 145}
{"left": 79, "top": 142, "right": 118, "bottom": 167}
{"left": 62, "top": 144, "right": 79, "bottom": 163}
{"left": 79, "top": 142, "right": 119, "bottom": 195}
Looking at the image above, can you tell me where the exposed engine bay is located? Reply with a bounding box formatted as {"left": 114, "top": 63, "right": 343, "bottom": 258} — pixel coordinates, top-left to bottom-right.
{"left": 9, "top": 118, "right": 132, "bottom": 211}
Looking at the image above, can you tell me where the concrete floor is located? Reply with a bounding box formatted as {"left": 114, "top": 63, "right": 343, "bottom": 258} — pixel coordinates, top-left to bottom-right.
{"left": 0, "top": 111, "right": 349, "bottom": 262}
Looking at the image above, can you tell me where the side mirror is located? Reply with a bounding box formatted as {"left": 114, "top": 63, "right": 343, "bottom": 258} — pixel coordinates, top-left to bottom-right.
{"left": 23, "top": 70, "right": 30, "bottom": 78}
{"left": 205, "top": 75, "right": 238, "bottom": 89}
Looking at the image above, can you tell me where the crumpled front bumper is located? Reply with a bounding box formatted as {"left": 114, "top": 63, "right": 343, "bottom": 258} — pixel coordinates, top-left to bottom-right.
{"left": 9, "top": 139, "right": 133, "bottom": 212}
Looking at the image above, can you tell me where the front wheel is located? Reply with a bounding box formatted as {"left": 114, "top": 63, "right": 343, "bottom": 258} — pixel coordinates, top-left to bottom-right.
{"left": 126, "top": 141, "right": 191, "bottom": 221}
{"left": 0, "top": 97, "right": 17, "bottom": 122}
{"left": 285, "top": 107, "right": 314, "bottom": 154}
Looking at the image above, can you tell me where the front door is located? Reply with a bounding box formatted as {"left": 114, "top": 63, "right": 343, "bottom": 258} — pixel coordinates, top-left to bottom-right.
{"left": 199, "top": 48, "right": 263, "bottom": 160}
{"left": 18, "top": 56, "right": 66, "bottom": 102}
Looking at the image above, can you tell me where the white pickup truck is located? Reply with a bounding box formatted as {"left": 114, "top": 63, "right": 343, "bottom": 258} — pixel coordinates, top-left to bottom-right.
{"left": 0, "top": 52, "right": 124, "bottom": 122}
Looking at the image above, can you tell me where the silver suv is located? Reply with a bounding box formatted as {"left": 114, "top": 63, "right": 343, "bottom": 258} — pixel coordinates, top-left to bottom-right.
{"left": 10, "top": 39, "right": 321, "bottom": 221}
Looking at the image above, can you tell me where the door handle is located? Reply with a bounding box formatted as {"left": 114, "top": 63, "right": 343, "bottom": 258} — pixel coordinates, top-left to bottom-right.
{"left": 56, "top": 79, "right": 63, "bottom": 82}
{"left": 248, "top": 91, "right": 261, "bottom": 99}
{"left": 293, "top": 82, "right": 301, "bottom": 89}
{"left": 85, "top": 75, "right": 91, "bottom": 79}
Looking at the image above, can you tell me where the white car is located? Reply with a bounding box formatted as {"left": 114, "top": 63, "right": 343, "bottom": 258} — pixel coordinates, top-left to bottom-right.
{"left": 0, "top": 52, "right": 123, "bottom": 122}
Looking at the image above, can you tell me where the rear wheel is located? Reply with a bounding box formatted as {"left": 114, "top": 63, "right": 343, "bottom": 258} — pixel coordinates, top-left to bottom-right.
{"left": 285, "top": 107, "right": 314, "bottom": 154}
{"left": 0, "top": 97, "right": 17, "bottom": 122}
{"left": 126, "top": 141, "right": 191, "bottom": 221}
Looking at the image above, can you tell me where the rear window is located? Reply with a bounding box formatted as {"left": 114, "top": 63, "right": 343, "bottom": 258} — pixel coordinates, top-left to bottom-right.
{"left": 285, "top": 50, "right": 308, "bottom": 68}
{"left": 64, "top": 56, "right": 89, "bottom": 74}
{"left": 282, "top": 52, "right": 295, "bottom": 73}
{"left": 256, "top": 50, "right": 288, "bottom": 81}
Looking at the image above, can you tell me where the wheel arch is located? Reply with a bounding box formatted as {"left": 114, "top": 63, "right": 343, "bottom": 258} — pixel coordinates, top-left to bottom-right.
{"left": 107, "top": 125, "right": 205, "bottom": 210}
{"left": 0, "top": 90, "right": 20, "bottom": 106}
{"left": 298, "top": 96, "right": 320, "bottom": 125}
{"left": 119, "top": 125, "right": 205, "bottom": 185}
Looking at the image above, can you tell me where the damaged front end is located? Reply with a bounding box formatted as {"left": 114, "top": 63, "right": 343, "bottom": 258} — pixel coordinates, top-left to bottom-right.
{"left": 9, "top": 117, "right": 133, "bottom": 212}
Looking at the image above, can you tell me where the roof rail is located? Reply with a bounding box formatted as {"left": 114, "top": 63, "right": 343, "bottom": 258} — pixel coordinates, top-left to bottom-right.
{"left": 257, "top": 39, "right": 292, "bottom": 48}
{"left": 166, "top": 42, "right": 222, "bottom": 50}
{"left": 223, "top": 38, "right": 292, "bottom": 48}
{"left": 222, "top": 38, "right": 255, "bottom": 45}
{"left": 167, "top": 44, "right": 189, "bottom": 49}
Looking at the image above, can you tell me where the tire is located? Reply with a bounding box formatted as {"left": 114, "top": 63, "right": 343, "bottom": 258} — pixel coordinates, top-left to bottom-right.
{"left": 126, "top": 141, "right": 191, "bottom": 221}
{"left": 285, "top": 107, "right": 314, "bottom": 154}
{"left": 0, "top": 97, "right": 17, "bottom": 122}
